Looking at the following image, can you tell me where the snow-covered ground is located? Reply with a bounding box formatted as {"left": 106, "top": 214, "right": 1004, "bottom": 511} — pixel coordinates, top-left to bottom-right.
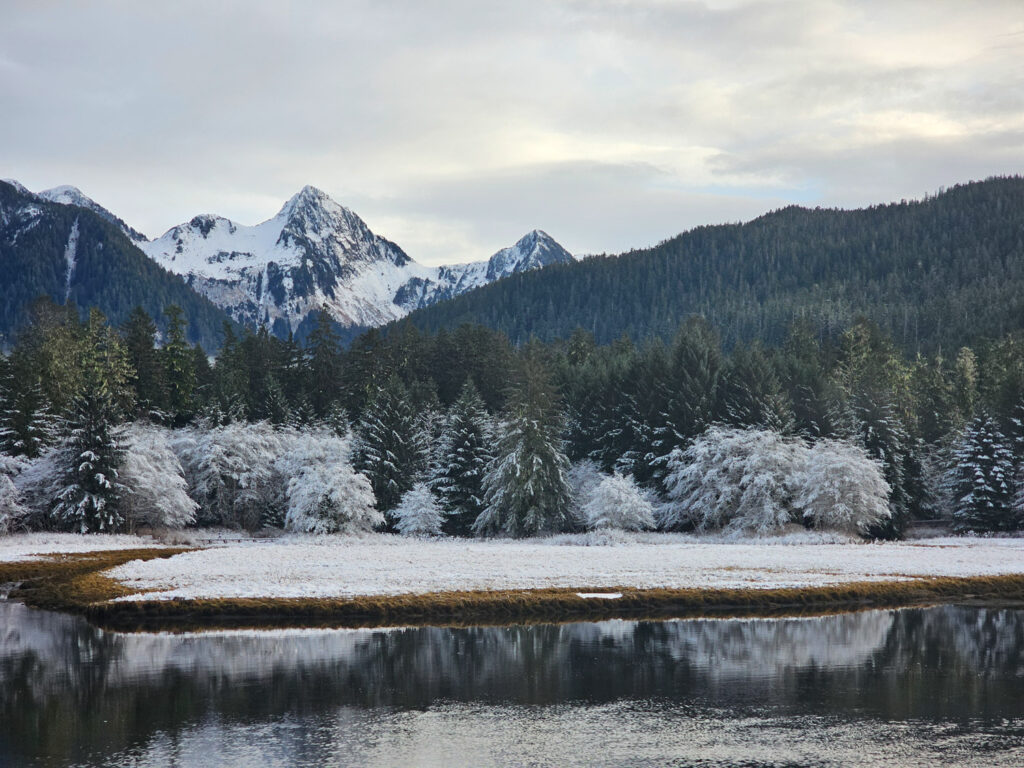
{"left": 0, "top": 533, "right": 163, "bottom": 562}
{"left": 103, "top": 532, "right": 1024, "bottom": 602}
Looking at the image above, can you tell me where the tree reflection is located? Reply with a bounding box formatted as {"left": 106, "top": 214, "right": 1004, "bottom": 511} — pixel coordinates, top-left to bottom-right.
{"left": 1, "top": 603, "right": 1022, "bottom": 766}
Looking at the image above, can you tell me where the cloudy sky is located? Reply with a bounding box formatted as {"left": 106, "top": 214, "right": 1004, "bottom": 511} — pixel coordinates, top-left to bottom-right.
{"left": 2, "top": 0, "right": 1022, "bottom": 265}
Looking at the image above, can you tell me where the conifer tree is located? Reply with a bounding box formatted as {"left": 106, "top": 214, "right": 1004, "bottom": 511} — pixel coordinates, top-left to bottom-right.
{"left": 949, "top": 415, "right": 1016, "bottom": 533}
{"left": 52, "top": 369, "right": 126, "bottom": 533}
{"left": 162, "top": 305, "right": 196, "bottom": 424}
{"left": 52, "top": 310, "right": 131, "bottom": 533}
{"left": 122, "top": 306, "right": 166, "bottom": 416}
{"left": 720, "top": 341, "right": 793, "bottom": 432}
{"left": 655, "top": 317, "right": 724, "bottom": 462}
{"left": 353, "top": 375, "right": 424, "bottom": 526}
{"left": 307, "top": 308, "right": 342, "bottom": 418}
{"left": 434, "top": 379, "right": 494, "bottom": 536}
{"left": 474, "top": 350, "right": 572, "bottom": 537}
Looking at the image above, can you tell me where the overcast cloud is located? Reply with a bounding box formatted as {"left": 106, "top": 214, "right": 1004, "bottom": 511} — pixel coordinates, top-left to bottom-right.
{"left": 2, "top": 0, "right": 1022, "bottom": 264}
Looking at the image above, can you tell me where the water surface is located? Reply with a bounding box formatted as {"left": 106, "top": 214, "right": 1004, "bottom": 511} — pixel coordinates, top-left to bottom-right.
{"left": 1, "top": 602, "right": 1022, "bottom": 766}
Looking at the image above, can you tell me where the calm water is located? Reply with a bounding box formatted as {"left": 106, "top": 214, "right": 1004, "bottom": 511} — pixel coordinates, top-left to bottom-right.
{"left": 1, "top": 602, "right": 1022, "bottom": 767}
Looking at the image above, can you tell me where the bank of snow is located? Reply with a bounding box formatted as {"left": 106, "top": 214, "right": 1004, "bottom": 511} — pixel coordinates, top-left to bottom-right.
{"left": 106, "top": 533, "right": 1024, "bottom": 602}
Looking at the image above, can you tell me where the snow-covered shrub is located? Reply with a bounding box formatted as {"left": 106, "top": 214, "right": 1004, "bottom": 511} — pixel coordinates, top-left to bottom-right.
{"left": 791, "top": 439, "right": 890, "bottom": 535}
{"left": 567, "top": 460, "right": 605, "bottom": 526}
{"left": 583, "top": 472, "right": 655, "bottom": 531}
{"left": 393, "top": 482, "right": 444, "bottom": 537}
{"left": 0, "top": 455, "right": 28, "bottom": 534}
{"left": 661, "top": 427, "right": 805, "bottom": 535}
{"left": 118, "top": 422, "right": 197, "bottom": 530}
{"left": 172, "top": 422, "right": 289, "bottom": 530}
{"left": 281, "top": 429, "right": 381, "bottom": 534}
{"left": 9, "top": 450, "right": 62, "bottom": 529}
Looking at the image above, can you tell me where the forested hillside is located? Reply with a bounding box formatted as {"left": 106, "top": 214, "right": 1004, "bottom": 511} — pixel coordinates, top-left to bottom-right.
{"left": 398, "top": 177, "right": 1024, "bottom": 352}
{"left": 0, "top": 181, "right": 234, "bottom": 349}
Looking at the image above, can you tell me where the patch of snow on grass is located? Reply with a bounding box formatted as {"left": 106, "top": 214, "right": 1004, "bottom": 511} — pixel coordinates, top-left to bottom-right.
{"left": 106, "top": 534, "right": 1024, "bottom": 602}
{"left": 0, "top": 533, "right": 164, "bottom": 562}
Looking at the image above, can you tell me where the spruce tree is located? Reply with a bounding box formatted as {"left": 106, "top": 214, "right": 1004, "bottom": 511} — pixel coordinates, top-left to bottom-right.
{"left": 52, "top": 370, "right": 126, "bottom": 533}
{"left": 434, "top": 379, "right": 494, "bottom": 536}
{"left": 474, "top": 350, "right": 572, "bottom": 537}
{"left": 949, "top": 415, "right": 1016, "bottom": 533}
{"left": 307, "top": 308, "right": 342, "bottom": 418}
{"left": 162, "top": 305, "right": 196, "bottom": 424}
{"left": 52, "top": 310, "right": 131, "bottom": 532}
{"left": 353, "top": 375, "right": 424, "bottom": 526}
{"left": 122, "top": 306, "right": 167, "bottom": 416}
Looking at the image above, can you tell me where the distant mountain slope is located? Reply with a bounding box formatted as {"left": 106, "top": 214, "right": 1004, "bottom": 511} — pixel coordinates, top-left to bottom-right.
{"left": 142, "top": 185, "right": 573, "bottom": 337}
{"left": 36, "top": 185, "right": 149, "bottom": 243}
{"left": 396, "top": 177, "right": 1024, "bottom": 352}
{"left": 0, "top": 181, "right": 234, "bottom": 349}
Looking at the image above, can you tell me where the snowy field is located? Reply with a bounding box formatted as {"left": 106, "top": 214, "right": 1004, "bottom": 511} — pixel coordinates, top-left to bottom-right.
{"left": 0, "top": 533, "right": 165, "bottom": 562}
{"left": 99, "top": 532, "right": 1024, "bottom": 602}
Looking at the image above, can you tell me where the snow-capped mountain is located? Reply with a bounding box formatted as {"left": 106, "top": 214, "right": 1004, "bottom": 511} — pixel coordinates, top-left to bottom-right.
{"left": 35, "top": 185, "right": 148, "bottom": 243}
{"left": 142, "top": 186, "right": 573, "bottom": 335}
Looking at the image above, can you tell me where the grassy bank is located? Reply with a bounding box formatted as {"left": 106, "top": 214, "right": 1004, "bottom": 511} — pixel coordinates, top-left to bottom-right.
{"left": 4, "top": 549, "right": 1024, "bottom": 632}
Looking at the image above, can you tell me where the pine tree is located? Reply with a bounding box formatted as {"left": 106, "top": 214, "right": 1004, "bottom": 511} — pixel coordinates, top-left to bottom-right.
{"left": 434, "top": 379, "right": 494, "bottom": 536}
{"left": 353, "top": 375, "right": 425, "bottom": 526}
{"left": 122, "top": 306, "right": 167, "bottom": 416}
{"left": 162, "top": 305, "right": 196, "bottom": 424}
{"left": 474, "top": 350, "right": 572, "bottom": 537}
{"left": 306, "top": 308, "right": 342, "bottom": 418}
{"left": 52, "top": 373, "right": 126, "bottom": 533}
{"left": 949, "top": 416, "right": 1016, "bottom": 533}
{"left": 720, "top": 342, "right": 793, "bottom": 432}
{"left": 654, "top": 318, "right": 724, "bottom": 469}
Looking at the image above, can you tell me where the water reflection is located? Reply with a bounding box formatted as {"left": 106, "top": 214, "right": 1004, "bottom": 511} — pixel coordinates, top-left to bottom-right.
{"left": 1, "top": 603, "right": 1022, "bottom": 767}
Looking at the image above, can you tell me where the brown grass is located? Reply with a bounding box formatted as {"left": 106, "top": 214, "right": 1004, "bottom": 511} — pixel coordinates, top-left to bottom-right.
{"left": 4, "top": 549, "right": 1024, "bottom": 633}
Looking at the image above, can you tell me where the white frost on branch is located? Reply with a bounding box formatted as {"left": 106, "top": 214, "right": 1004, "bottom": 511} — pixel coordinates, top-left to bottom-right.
{"left": 119, "top": 422, "right": 197, "bottom": 530}
{"left": 583, "top": 472, "right": 655, "bottom": 531}
{"left": 791, "top": 438, "right": 890, "bottom": 535}
{"left": 281, "top": 429, "right": 381, "bottom": 534}
{"left": 393, "top": 482, "right": 444, "bottom": 537}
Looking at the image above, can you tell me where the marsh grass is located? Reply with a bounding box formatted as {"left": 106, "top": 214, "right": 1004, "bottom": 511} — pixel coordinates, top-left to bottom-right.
{"left": 4, "top": 550, "right": 1023, "bottom": 633}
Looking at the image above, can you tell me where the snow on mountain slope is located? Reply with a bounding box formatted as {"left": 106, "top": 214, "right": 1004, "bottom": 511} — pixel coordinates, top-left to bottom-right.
{"left": 37, "top": 185, "right": 148, "bottom": 243}
{"left": 143, "top": 186, "right": 573, "bottom": 335}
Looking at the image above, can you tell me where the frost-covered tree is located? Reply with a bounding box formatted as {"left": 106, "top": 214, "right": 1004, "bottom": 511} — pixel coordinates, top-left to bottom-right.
{"left": 792, "top": 439, "right": 891, "bottom": 535}
{"left": 118, "top": 422, "right": 197, "bottom": 530}
{"left": 583, "top": 472, "right": 655, "bottom": 531}
{"left": 567, "top": 459, "right": 605, "bottom": 527}
{"left": 948, "top": 416, "right": 1016, "bottom": 533}
{"left": 474, "top": 351, "right": 572, "bottom": 537}
{"left": 52, "top": 380, "right": 126, "bottom": 533}
{"left": 173, "top": 421, "right": 288, "bottom": 530}
{"left": 0, "top": 455, "right": 28, "bottom": 534}
{"left": 281, "top": 430, "right": 381, "bottom": 534}
{"left": 434, "top": 380, "right": 494, "bottom": 536}
{"left": 353, "top": 375, "right": 425, "bottom": 525}
{"left": 394, "top": 482, "right": 444, "bottom": 537}
{"left": 660, "top": 427, "right": 805, "bottom": 535}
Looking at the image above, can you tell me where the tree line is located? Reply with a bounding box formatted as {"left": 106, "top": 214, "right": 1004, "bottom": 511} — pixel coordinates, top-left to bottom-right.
{"left": 2, "top": 298, "right": 1023, "bottom": 538}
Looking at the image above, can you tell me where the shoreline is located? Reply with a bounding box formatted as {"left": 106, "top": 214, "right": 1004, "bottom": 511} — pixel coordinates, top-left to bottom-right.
{"left": 3, "top": 548, "right": 1024, "bottom": 633}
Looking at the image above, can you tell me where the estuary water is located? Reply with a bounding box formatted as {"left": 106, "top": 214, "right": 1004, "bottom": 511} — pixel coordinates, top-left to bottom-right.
{"left": 0, "top": 602, "right": 1022, "bottom": 767}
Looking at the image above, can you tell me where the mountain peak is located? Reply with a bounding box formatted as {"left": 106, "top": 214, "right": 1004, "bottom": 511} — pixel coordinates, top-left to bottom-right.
{"left": 277, "top": 185, "right": 337, "bottom": 220}
{"left": 486, "top": 229, "right": 573, "bottom": 281}
{"left": 36, "top": 184, "right": 148, "bottom": 242}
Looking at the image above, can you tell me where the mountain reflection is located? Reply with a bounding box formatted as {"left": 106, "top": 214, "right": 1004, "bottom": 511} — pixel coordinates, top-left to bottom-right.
{"left": 1, "top": 603, "right": 1022, "bottom": 766}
